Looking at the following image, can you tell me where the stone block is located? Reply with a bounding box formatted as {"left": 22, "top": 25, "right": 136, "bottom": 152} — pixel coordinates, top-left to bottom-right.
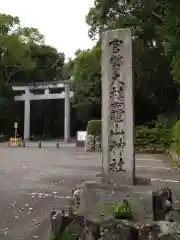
{"left": 94, "top": 171, "right": 151, "bottom": 187}
{"left": 152, "top": 188, "right": 173, "bottom": 221}
{"left": 50, "top": 208, "right": 74, "bottom": 239}
{"left": 72, "top": 187, "right": 84, "bottom": 207}
{"left": 79, "top": 217, "right": 101, "bottom": 240}
{"left": 62, "top": 216, "right": 84, "bottom": 240}
{"left": 134, "top": 221, "right": 160, "bottom": 240}
{"left": 165, "top": 209, "right": 180, "bottom": 223}
{"left": 85, "top": 135, "right": 95, "bottom": 152}
{"left": 76, "top": 181, "right": 154, "bottom": 222}
{"left": 50, "top": 206, "right": 180, "bottom": 240}
{"left": 95, "top": 135, "right": 101, "bottom": 152}
{"left": 76, "top": 140, "right": 85, "bottom": 147}
{"left": 135, "top": 176, "right": 151, "bottom": 186}
{"left": 99, "top": 219, "right": 138, "bottom": 240}
{"left": 157, "top": 221, "right": 180, "bottom": 239}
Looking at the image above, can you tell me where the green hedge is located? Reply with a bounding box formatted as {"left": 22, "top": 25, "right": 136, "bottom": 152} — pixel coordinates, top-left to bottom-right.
{"left": 135, "top": 127, "right": 173, "bottom": 153}
{"left": 86, "top": 120, "right": 173, "bottom": 152}
{"left": 87, "top": 120, "right": 101, "bottom": 136}
{"left": 172, "top": 120, "right": 180, "bottom": 142}
{"left": 136, "top": 127, "right": 172, "bottom": 144}
{"left": 170, "top": 120, "right": 180, "bottom": 160}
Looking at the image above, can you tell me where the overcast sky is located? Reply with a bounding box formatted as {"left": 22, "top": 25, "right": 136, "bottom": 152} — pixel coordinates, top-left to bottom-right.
{"left": 0, "top": 0, "right": 95, "bottom": 59}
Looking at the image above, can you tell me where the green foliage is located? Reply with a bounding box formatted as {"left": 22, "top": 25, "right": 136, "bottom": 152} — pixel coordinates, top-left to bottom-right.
{"left": 72, "top": 46, "right": 101, "bottom": 106}
{"left": 58, "top": 231, "right": 73, "bottom": 240}
{"left": 85, "top": 0, "right": 179, "bottom": 126}
{"left": 172, "top": 159, "right": 180, "bottom": 169}
{"left": 172, "top": 120, "right": 180, "bottom": 142}
{"left": 176, "top": 144, "right": 180, "bottom": 156}
{"left": 155, "top": 114, "right": 178, "bottom": 130}
{"left": 0, "top": 13, "right": 67, "bottom": 138}
{"left": 62, "top": 58, "right": 74, "bottom": 80}
{"left": 171, "top": 120, "right": 180, "bottom": 159}
{"left": 0, "top": 83, "right": 14, "bottom": 112}
{"left": 170, "top": 120, "right": 180, "bottom": 163}
{"left": 107, "top": 199, "right": 132, "bottom": 219}
{"left": 19, "top": 27, "right": 45, "bottom": 45}
{"left": 0, "top": 13, "right": 64, "bottom": 85}
{"left": 136, "top": 126, "right": 173, "bottom": 152}
{"left": 87, "top": 120, "right": 101, "bottom": 136}
{"left": 25, "top": 44, "right": 65, "bottom": 83}
{"left": 0, "top": 14, "right": 37, "bottom": 83}
{"left": 72, "top": 45, "right": 101, "bottom": 126}
{"left": 2, "top": 1, "right": 180, "bottom": 139}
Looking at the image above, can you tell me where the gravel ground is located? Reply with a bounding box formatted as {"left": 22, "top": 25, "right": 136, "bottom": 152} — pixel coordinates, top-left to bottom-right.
{"left": 0, "top": 143, "right": 180, "bottom": 239}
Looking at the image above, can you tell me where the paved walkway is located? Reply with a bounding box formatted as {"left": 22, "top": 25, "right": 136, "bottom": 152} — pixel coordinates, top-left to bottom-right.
{"left": 0, "top": 143, "right": 179, "bottom": 239}
{"left": 0, "top": 145, "right": 101, "bottom": 240}
{"left": 135, "top": 154, "right": 180, "bottom": 208}
{"left": 136, "top": 154, "right": 180, "bottom": 185}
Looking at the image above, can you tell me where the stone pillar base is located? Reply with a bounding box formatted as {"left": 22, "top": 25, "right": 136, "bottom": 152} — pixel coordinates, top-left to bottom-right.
{"left": 94, "top": 172, "right": 151, "bottom": 186}
{"left": 75, "top": 180, "right": 154, "bottom": 221}
{"left": 85, "top": 134, "right": 95, "bottom": 152}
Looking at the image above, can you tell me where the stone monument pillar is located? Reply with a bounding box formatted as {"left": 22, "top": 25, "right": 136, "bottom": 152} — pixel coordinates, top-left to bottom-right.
{"left": 101, "top": 28, "right": 135, "bottom": 184}
{"left": 24, "top": 88, "right": 31, "bottom": 141}
{"left": 64, "top": 84, "right": 70, "bottom": 143}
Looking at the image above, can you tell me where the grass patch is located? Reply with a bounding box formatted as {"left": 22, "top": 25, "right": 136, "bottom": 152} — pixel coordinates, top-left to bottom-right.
{"left": 60, "top": 231, "right": 73, "bottom": 240}
{"left": 106, "top": 199, "right": 133, "bottom": 219}
{"left": 54, "top": 230, "right": 73, "bottom": 240}
{"left": 172, "top": 159, "right": 180, "bottom": 169}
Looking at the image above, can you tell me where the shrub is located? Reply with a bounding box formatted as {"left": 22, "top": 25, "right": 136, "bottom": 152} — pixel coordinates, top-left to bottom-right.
{"left": 87, "top": 120, "right": 101, "bottom": 136}
{"left": 155, "top": 114, "right": 178, "bottom": 130}
{"left": 86, "top": 121, "right": 173, "bottom": 152}
{"left": 135, "top": 126, "right": 173, "bottom": 152}
{"left": 107, "top": 199, "right": 132, "bottom": 219}
{"left": 171, "top": 120, "right": 180, "bottom": 159}
{"left": 172, "top": 120, "right": 180, "bottom": 142}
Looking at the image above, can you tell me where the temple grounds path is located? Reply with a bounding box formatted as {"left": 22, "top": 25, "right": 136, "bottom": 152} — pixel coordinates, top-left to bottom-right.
{"left": 0, "top": 143, "right": 179, "bottom": 239}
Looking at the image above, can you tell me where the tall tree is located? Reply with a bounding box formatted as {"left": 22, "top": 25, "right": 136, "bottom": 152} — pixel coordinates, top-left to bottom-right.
{"left": 0, "top": 13, "right": 67, "bottom": 137}
{"left": 72, "top": 45, "right": 101, "bottom": 127}
{"left": 85, "top": 0, "right": 179, "bottom": 124}
{"left": 19, "top": 27, "right": 45, "bottom": 45}
{"left": 0, "top": 14, "right": 35, "bottom": 84}
{"left": 18, "top": 44, "right": 65, "bottom": 83}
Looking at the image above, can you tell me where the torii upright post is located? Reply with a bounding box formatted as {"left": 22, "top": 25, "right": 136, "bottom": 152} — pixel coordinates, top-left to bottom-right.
{"left": 24, "top": 88, "right": 31, "bottom": 141}
{"left": 64, "top": 84, "right": 70, "bottom": 143}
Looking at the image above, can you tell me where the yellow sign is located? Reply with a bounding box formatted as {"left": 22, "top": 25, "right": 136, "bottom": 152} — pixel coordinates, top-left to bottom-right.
{"left": 14, "top": 122, "right": 18, "bottom": 129}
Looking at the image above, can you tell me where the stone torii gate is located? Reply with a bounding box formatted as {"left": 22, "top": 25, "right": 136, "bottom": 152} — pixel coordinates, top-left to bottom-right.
{"left": 12, "top": 80, "right": 73, "bottom": 143}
